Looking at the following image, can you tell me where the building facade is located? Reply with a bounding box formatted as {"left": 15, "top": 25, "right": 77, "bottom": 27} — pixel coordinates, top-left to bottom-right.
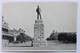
{"left": 2, "top": 16, "right": 26, "bottom": 46}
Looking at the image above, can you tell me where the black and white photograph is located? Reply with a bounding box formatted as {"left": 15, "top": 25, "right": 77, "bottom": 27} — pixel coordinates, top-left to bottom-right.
{"left": 2, "top": 1, "right": 77, "bottom": 51}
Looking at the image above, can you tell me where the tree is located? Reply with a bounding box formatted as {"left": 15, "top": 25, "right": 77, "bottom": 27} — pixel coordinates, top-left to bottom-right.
{"left": 17, "top": 34, "right": 32, "bottom": 43}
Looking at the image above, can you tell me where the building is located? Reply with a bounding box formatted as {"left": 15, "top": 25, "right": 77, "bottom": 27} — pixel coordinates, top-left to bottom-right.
{"left": 2, "top": 16, "right": 10, "bottom": 46}
{"left": 2, "top": 16, "right": 25, "bottom": 46}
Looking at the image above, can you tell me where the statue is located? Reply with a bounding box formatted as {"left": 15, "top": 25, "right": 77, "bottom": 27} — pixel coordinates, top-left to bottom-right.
{"left": 36, "top": 6, "right": 42, "bottom": 20}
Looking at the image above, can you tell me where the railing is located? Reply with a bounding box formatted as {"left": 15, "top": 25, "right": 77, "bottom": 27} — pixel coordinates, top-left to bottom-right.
{"left": 2, "top": 31, "right": 14, "bottom": 36}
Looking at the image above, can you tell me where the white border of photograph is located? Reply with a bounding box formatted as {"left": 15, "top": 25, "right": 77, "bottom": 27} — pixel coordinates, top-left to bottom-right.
{"left": 0, "top": 0, "right": 80, "bottom": 53}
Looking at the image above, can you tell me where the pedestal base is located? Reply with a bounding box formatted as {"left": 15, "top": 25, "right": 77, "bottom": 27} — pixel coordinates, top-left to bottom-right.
{"left": 33, "top": 19, "right": 47, "bottom": 47}
{"left": 33, "top": 40, "right": 47, "bottom": 47}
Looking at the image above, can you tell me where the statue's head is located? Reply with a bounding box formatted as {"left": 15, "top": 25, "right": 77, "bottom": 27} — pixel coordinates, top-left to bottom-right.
{"left": 37, "top": 5, "right": 39, "bottom": 8}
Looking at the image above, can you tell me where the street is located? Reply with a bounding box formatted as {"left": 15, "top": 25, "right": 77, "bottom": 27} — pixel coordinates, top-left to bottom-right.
{"left": 2, "top": 40, "right": 76, "bottom": 51}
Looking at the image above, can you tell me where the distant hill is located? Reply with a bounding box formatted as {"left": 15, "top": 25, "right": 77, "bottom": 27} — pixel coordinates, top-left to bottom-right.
{"left": 46, "top": 32, "right": 59, "bottom": 40}
{"left": 46, "top": 31, "right": 76, "bottom": 43}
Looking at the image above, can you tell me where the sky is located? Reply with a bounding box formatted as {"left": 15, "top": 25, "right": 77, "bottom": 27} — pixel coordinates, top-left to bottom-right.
{"left": 2, "top": 1, "right": 77, "bottom": 38}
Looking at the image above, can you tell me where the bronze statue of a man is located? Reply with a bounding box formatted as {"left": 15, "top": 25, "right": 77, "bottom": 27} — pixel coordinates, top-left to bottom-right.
{"left": 36, "top": 6, "right": 42, "bottom": 20}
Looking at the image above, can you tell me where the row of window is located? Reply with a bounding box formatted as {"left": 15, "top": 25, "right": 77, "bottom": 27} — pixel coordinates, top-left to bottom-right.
{"left": 2, "top": 28, "right": 8, "bottom": 32}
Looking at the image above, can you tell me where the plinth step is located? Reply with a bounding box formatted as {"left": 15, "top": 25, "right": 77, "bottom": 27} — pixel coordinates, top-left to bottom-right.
{"left": 33, "top": 44, "right": 46, "bottom": 47}
{"left": 33, "top": 42, "right": 47, "bottom": 47}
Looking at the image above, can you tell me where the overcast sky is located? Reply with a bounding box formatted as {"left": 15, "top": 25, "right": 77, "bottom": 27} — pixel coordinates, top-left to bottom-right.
{"left": 2, "top": 2, "right": 77, "bottom": 38}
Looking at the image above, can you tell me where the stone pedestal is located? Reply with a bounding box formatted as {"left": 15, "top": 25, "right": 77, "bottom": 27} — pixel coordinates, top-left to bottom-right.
{"left": 33, "top": 19, "right": 47, "bottom": 47}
